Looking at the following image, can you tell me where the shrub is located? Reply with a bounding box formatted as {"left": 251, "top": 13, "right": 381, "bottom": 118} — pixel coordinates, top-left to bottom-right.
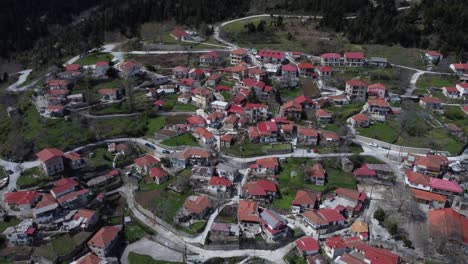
{"left": 374, "top": 207, "right": 386, "bottom": 223}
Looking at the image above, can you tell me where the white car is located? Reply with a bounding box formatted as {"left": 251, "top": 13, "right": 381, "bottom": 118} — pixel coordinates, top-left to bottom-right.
{"left": 369, "top": 143, "right": 378, "bottom": 148}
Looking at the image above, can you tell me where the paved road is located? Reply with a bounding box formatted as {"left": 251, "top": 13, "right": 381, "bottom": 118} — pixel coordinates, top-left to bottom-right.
{"left": 7, "top": 69, "right": 35, "bottom": 92}
{"left": 120, "top": 238, "right": 185, "bottom": 264}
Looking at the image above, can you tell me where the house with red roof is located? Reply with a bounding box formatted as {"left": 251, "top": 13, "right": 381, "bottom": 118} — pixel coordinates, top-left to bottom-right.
{"left": 149, "top": 167, "right": 169, "bottom": 184}
{"left": 248, "top": 67, "right": 267, "bottom": 81}
{"left": 36, "top": 148, "right": 64, "bottom": 176}
{"left": 51, "top": 178, "right": 79, "bottom": 198}
{"left": 347, "top": 113, "right": 370, "bottom": 128}
{"left": 307, "top": 163, "right": 326, "bottom": 186}
{"left": 345, "top": 79, "right": 368, "bottom": 103}
{"left": 425, "top": 51, "right": 443, "bottom": 62}
{"left": 98, "top": 88, "right": 120, "bottom": 102}
{"left": 456, "top": 83, "right": 468, "bottom": 98}
{"left": 245, "top": 103, "right": 269, "bottom": 123}
{"left": 404, "top": 170, "right": 431, "bottom": 191}
{"left": 291, "top": 190, "right": 320, "bottom": 214}
{"left": 119, "top": 61, "right": 140, "bottom": 78}
{"left": 353, "top": 164, "right": 377, "bottom": 179}
{"left": 248, "top": 121, "right": 279, "bottom": 143}
{"left": 186, "top": 115, "right": 206, "bottom": 129}
{"left": 428, "top": 208, "right": 468, "bottom": 247}
{"left": 367, "top": 83, "right": 386, "bottom": 99}
{"left": 296, "top": 236, "right": 319, "bottom": 257}
{"left": 411, "top": 188, "right": 446, "bottom": 209}
{"left": 66, "top": 64, "right": 81, "bottom": 72}
{"left": 260, "top": 209, "right": 289, "bottom": 241}
{"left": 177, "top": 78, "right": 198, "bottom": 93}
{"left": 302, "top": 209, "right": 346, "bottom": 234}
{"left": 323, "top": 236, "right": 348, "bottom": 259}
{"left": 206, "top": 111, "right": 225, "bottom": 125}
{"left": 63, "top": 152, "right": 86, "bottom": 170}
{"left": 281, "top": 64, "right": 298, "bottom": 78}
{"left": 280, "top": 100, "right": 302, "bottom": 119}
{"left": 449, "top": 63, "right": 468, "bottom": 75}
{"left": 71, "top": 208, "right": 98, "bottom": 230}
{"left": 230, "top": 49, "right": 248, "bottom": 65}
{"left": 294, "top": 95, "right": 316, "bottom": 109}
{"left": 70, "top": 252, "right": 100, "bottom": 264}
{"left": 208, "top": 176, "right": 233, "bottom": 195}
{"left": 95, "top": 61, "right": 109, "bottom": 77}
{"left": 220, "top": 134, "right": 234, "bottom": 148}
{"left": 297, "top": 63, "right": 315, "bottom": 78}
{"left": 320, "top": 53, "right": 342, "bottom": 67}
{"left": 206, "top": 74, "right": 221, "bottom": 87}
{"left": 322, "top": 188, "right": 366, "bottom": 218}
{"left": 419, "top": 96, "right": 442, "bottom": 110}
{"left": 47, "top": 79, "right": 71, "bottom": 90}
{"left": 317, "top": 66, "right": 332, "bottom": 77}
{"left": 297, "top": 127, "right": 319, "bottom": 145}
{"left": 365, "top": 98, "right": 392, "bottom": 116}
{"left": 169, "top": 148, "right": 212, "bottom": 169}
{"left": 134, "top": 154, "right": 159, "bottom": 174}
{"left": 315, "top": 109, "right": 333, "bottom": 124}
{"left": 412, "top": 154, "right": 448, "bottom": 176}
{"left": 4, "top": 191, "right": 40, "bottom": 210}
{"left": 257, "top": 50, "right": 285, "bottom": 64}
{"left": 199, "top": 51, "right": 223, "bottom": 67}
{"left": 87, "top": 225, "right": 121, "bottom": 257}
{"left": 172, "top": 66, "right": 189, "bottom": 79}
{"left": 57, "top": 189, "right": 90, "bottom": 209}
{"left": 222, "top": 115, "right": 239, "bottom": 132}
{"left": 319, "top": 130, "right": 341, "bottom": 145}
{"left": 238, "top": 200, "right": 261, "bottom": 233}
{"left": 250, "top": 157, "right": 279, "bottom": 174}
{"left": 193, "top": 127, "right": 215, "bottom": 146}
{"left": 33, "top": 193, "right": 59, "bottom": 223}
{"left": 242, "top": 179, "right": 278, "bottom": 203}
{"left": 191, "top": 86, "right": 213, "bottom": 108}
{"left": 170, "top": 27, "right": 189, "bottom": 40}
{"left": 442, "top": 86, "right": 461, "bottom": 99}
{"left": 182, "top": 195, "right": 212, "bottom": 219}
{"left": 430, "top": 177, "right": 463, "bottom": 196}
{"left": 344, "top": 52, "right": 365, "bottom": 67}
{"left": 189, "top": 68, "right": 205, "bottom": 80}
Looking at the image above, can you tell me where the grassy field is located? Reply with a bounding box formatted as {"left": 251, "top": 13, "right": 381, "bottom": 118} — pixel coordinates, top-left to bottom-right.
{"left": 129, "top": 252, "right": 183, "bottom": 264}
{"left": 147, "top": 117, "right": 166, "bottom": 135}
{"left": 224, "top": 140, "right": 292, "bottom": 157}
{"left": 436, "top": 106, "right": 468, "bottom": 132}
{"left": 272, "top": 158, "right": 357, "bottom": 210}
{"left": 172, "top": 103, "right": 197, "bottom": 112}
{"left": 354, "top": 44, "right": 424, "bottom": 69}
{"left": 326, "top": 103, "right": 364, "bottom": 123}
{"left": 75, "top": 52, "right": 114, "bottom": 65}
{"left": 34, "top": 234, "right": 79, "bottom": 261}
{"left": 177, "top": 220, "right": 206, "bottom": 235}
{"left": 415, "top": 74, "right": 459, "bottom": 94}
{"left": 87, "top": 147, "right": 114, "bottom": 170}
{"left": 160, "top": 133, "right": 199, "bottom": 146}
{"left": 124, "top": 222, "right": 148, "bottom": 242}
{"left": 17, "top": 167, "right": 49, "bottom": 189}
{"left": 0, "top": 217, "right": 19, "bottom": 232}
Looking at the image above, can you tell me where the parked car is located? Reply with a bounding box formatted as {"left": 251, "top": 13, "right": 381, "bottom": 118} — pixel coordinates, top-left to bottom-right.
{"left": 6, "top": 170, "right": 14, "bottom": 175}
{"left": 162, "top": 150, "right": 171, "bottom": 154}
{"left": 369, "top": 143, "right": 378, "bottom": 148}
{"left": 144, "top": 143, "right": 156, "bottom": 150}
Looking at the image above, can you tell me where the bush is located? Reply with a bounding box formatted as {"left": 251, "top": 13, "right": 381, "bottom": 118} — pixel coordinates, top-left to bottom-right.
{"left": 384, "top": 220, "right": 398, "bottom": 236}
{"left": 402, "top": 235, "right": 414, "bottom": 249}
{"left": 374, "top": 207, "right": 386, "bottom": 224}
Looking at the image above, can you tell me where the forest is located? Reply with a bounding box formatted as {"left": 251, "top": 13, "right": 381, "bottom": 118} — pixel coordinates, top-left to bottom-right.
{"left": 0, "top": 0, "right": 467, "bottom": 68}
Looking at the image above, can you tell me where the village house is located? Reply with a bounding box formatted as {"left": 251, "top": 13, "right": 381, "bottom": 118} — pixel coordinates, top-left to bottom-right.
{"left": 226, "top": 64, "right": 247, "bottom": 81}
{"left": 177, "top": 93, "right": 192, "bottom": 104}
{"left": 63, "top": 152, "right": 86, "bottom": 170}
{"left": 51, "top": 178, "right": 79, "bottom": 198}
{"left": 319, "top": 130, "right": 341, "bottom": 145}
{"left": 206, "top": 111, "right": 225, "bottom": 126}
{"left": 170, "top": 27, "right": 189, "bottom": 40}
{"left": 36, "top": 148, "right": 64, "bottom": 176}
{"left": 298, "top": 63, "right": 315, "bottom": 78}
{"left": 191, "top": 166, "right": 214, "bottom": 179}
{"left": 347, "top": 113, "right": 370, "bottom": 128}
{"left": 70, "top": 253, "right": 101, "bottom": 264}
{"left": 307, "top": 163, "right": 326, "bottom": 186}
{"left": 419, "top": 96, "right": 442, "bottom": 110}
{"left": 57, "top": 189, "right": 90, "bottom": 209}
{"left": 119, "top": 61, "right": 140, "bottom": 78}
{"left": 191, "top": 86, "right": 213, "bottom": 108}
{"left": 317, "top": 66, "right": 333, "bottom": 78}
{"left": 71, "top": 208, "right": 99, "bottom": 230}
{"left": 250, "top": 157, "right": 279, "bottom": 174}
{"left": 322, "top": 188, "right": 366, "bottom": 218}
{"left": 170, "top": 148, "right": 211, "bottom": 168}
{"left": 412, "top": 154, "right": 449, "bottom": 176}
{"left": 297, "top": 127, "right": 319, "bottom": 145}
{"left": 351, "top": 221, "right": 369, "bottom": 241}
{"left": 199, "top": 51, "right": 222, "bottom": 67}
{"left": 177, "top": 78, "right": 198, "bottom": 93}
{"left": 193, "top": 127, "right": 215, "bottom": 146}
{"left": 186, "top": 115, "right": 206, "bottom": 130}
{"left": 208, "top": 176, "right": 233, "bottom": 195}
{"left": 248, "top": 121, "right": 279, "bottom": 143}
{"left": 245, "top": 103, "right": 269, "bottom": 122}
{"left": 365, "top": 98, "right": 392, "bottom": 117}
{"left": 205, "top": 74, "right": 221, "bottom": 87}
{"left": 133, "top": 154, "right": 159, "bottom": 174}
{"left": 189, "top": 68, "right": 205, "bottom": 80}
{"left": 442, "top": 86, "right": 461, "bottom": 98}
{"left": 430, "top": 178, "right": 463, "bottom": 196}
{"left": 95, "top": 61, "right": 109, "bottom": 77}
{"left": 47, "top": 79, "right": 71, "bottom": 90}
{"left": 216, "top": 163, "right": 239, "bottom": 182}
{"left": 281, "top": 64, "right": 298, "bottom": 78}
{"left": 455, "top": 83, "right": 468, "bottom": 98}
{"left": 411, "top": 189, "right": 447, "bottom": 209}
{"left": 425, "top": 51, "right": 443, "bottom": 63}
{"left": 294, "top": 95, "right": 316, "bottom": 109}
{"left": 427, "top": 208, "right": 468, "bottom": 248}
{"left": 405, "top": 170, "right": 431, "bottom": 191}
{"left": 345, "top": 79, "right": 368, "bottom": 103}
{"left": 248, "top": 67, "right": 267, "bottom": 82}
{"left": 320, "top": 53, "right": 342, "bottom": 67}
{"left": 173, "top": 66, "right": 189, "bottom": 79}
{"left": 302, "top": 209, "right": 346, "bottom": 234}
{"left": 296, "top": 237, "right": 320, "bottom": 257}
{"left": 452, "top": 196, "right": 468, "bottom": 217}
{"left": 280, "top": 100, "right": 303, "bottom": 119}
{"left": 149, "top": 167, "right": 169, "bottom": 184}
{"left": 210, "top": 223, "right": 240, "bottom": 240}
{"left": 315, "top": 109, "right": 333, "bottom": 125}
{"left": 87, "top": 225, "right": 121, "bottom": 258}
{"left": 230, "top": 49, "right": 248, "bottom": 65}
{"left": 367, "top": 83, "right": 386, "bottom": 99}
{"left": 222, "top": 115, "right": 239, "bottom": 131}
{"left": 33, "top": 194, "right": 58, "bottom": 223}
{"left": 238, "top": 200, "right": 261, "bottom": 233}
{"left": 4, "top": 191, "right": 40, "bottom": 210}
{"left": 98, "top": 88, "right": 120, "bottom": 102}
{"left": 260, "top": 209, "right": 289, "bottom": 241}
{"left": 257, "top": 50, "right": 286, "bottom": 64}
{"left": 2, "top": 220, "right": 36, "bottom": 246}
{"left": 220, "top": 134, "right": 234, "bottom": 148}
{"left": 242, "top": 179, "right": 278, "bottom": 203}
{"left": 449, "top": 63, "right": 468, "bottom": 75}
{"left": 323, "top": 236, "right": 348, "bottom": 259}
{"left": 182, "top": 195, "right": 212, "bottom": 220}
{"left": 87, "top": 170, "right": 119, "bottom": 188}
{"left": 291, "top": 190, "right": 320, "bottom": 214}
{"left": 344, "top": 52, "right": 365, "bottom": 67}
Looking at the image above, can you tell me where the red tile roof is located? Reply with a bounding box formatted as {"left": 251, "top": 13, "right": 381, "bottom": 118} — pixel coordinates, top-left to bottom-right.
{"left": 209, "top": 176, "right": 232, "bottom": 187}
{"left": 258, "top": 50, "right": 285, "bottom": 59}
{"left": 426, "top": 50, "right": 442, "bottom": 57}
{"left": 96, "top": 61, "right": 109, "bottom": 67}
{"left": 171, "top": 27, "right": 188, "bottom": 37}
{"left": 191, "top": 86, "right": 212, "bottom": 97}
{"left": 183, "top": 195, "right": 212, "bottom": 214}
{"left": 282, "top": 64, "right": 297, "bottom": 72}
{"left": 308, "top": 163, "right": 326, "bottom": 179}
{"left": 428, "top": 208, "right": 468, "bottom": 245}
{"left": 51, "top": 178, "right": 79, "bottom": 196}
{"left": 36, "top": 148, "right": 64, "bottom": 162}
{"left": 298, "top": 63, "right": 315, "bottom": 69}
{"left": 4, "top": 191, "right": 39, "bottom": 205}
{"left": 367, "top": 98, "right": 390, "bottom": 108}
{"left": 319, "top": 208, "right": 346, "bottom": 222}
{"left": 87, "top": 226, "right": 120, "bottom": 248}
{"left": 173, "top": 66, "right": 188, "bottom": 73}
{"left": 216, "top": 85, "right": 231, "bottom": 91}
{"left": 292, "top": 190, "right": 320, "bottom": 206}
{"left": 405, "top": 170, "right": 430, "bottom": 186}
{"left": 189, "top": 68, "right": 204, "bottom": 75}
{"left": 368, "top": 83, "right": 386, "bottom": 90}
{"left": 243, "top": 179, "right": 277, "bottom": 196}
{"left": 47, "top": 79, "right": 69, "bottom": 87}
{"left": 149, "top": 167, "right": 168, "bottom": 179}
{"left": 178, "top": 78, "right": 196, "bottom": 86}
{"left": 296, "top": 236, "right": 319, "bottom": 252}
{"left": 321, "top": 130, "right": 340, "bottom": 141}
{"left": 317, "top": 66, "right": 332, "bottom": 72}
{"left": 345, "top": 52, "right": 365, "bottom": 60}
{"left": 456, "top": 83, "right": 468, "bottom": 90}
{"left": 320, "top": 53, "right": 341, "bottom": 59}
{"left": 354, "top": 164, "right": 377, "bottom": 177}
{"left": 66, "top": 64, "right": 80, "bottom": 71}
{"left": 315, "top": 109, "right": 332, "bottom": 118}
{"left": 57, "top": 189, "right": 89, "bottom": 205}
{"left": 351, "top": 113, "right": 369, "bottom": 122}
{"left": 220, "top": 134, "right": 234, "bottom": 142}
{"left": 48, "top": 89, "right": 69, "bottom": 96}
{"left": 63, "top": 152, "right": 81, "bottom": 161}
{"left": 419, "top": 96, "right": 441, "bottom": 104}
{"left": 194, "top": 127, "right": 215, "bottom": 139}
{"left": 430, "top": 178, "right": 463, "bottom": 193}
{"left": 335, "top": 188, "right": 366, "bottom": 202}
{"left": 451, "top": 63, "right": 468, "bottom": 70}
{"left": 238, "top": 200, "right": 260, "bottom": 223}
{"left": 231, "top": 48, "right": 247, "bottom": 55}
{"left": 251, "top": 157, "right": 279, "bottom": 169}
{"left": 294, "top": 94, "right": 314, "bottom": 105}
{"left": 187, "top": 115, "right": 206, "bottom": 125}
{"left": 182, "top": 148, "right": 210, "bottom": 159}
{"left": 35, "top": 193, "right": 57, "bottom": 209}
{"left": 75, "top": 253, "right": 100, "bottom": 264}
{"left": 414, "top": 155, "right": 448, "bottom": 171}
{"left": 134, "top": 154, "right": 159, "bottom": 167}
{"left": 73, "top": 208, "right": 97, "bottom": 222}
{"left": 346, "top": 79, "right": 368, "bottom": 87}
{"left": 410, "top": 188, "right": 447, "bottom": 203}
{"left": 297, "top": 127, "right": 318, "bottom": 137}
{"left": 98, "top": 88, "right": 118, "bottom": 95}
{"left": 324, "top": 236, "right": 347, "bottom": 249}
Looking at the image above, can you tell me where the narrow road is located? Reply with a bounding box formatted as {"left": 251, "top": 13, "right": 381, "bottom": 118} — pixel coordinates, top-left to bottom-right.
{"left": 7, "top": 69, "right": 35, "bottom": 92}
